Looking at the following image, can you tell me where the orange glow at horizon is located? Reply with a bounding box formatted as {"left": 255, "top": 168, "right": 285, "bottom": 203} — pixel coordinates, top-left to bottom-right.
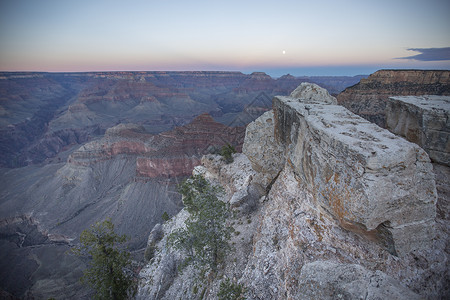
{"left": 1, "top": 1, "right": 449, "bottom": 75}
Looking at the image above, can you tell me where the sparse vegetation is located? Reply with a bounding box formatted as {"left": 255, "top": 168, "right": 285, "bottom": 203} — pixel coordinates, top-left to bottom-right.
{"left": 72, "top": 219, "right": 136, "bottom": 300}
{"left": 220, "top": 144, "right": 236, "bottom": 164}
{"left": 168, "top": 175, "right": 232, "bottom": 274}
{"left": 218, "top": 278, "right": 246, "bottom": 300}
{"left": 161, "top": 211, "right": 170, "bottom": 222}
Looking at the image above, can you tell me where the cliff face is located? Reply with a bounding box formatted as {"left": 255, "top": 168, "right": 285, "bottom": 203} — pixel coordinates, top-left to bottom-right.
{"left": 138, "top": 82, "right": 448, "bottom": 299}
{"left": 337, "top": 70, "right": 450, "bottom": 127}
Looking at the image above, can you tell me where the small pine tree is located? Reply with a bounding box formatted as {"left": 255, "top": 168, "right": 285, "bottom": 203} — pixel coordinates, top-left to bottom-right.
{"left": 220, "top": 144, "right": 236, "bottom": 164}
{"left": 72, "top": 219, "right": 136, "bottom": 300}
{"left": 168, "top": 175, "right": 232, "bottom": 273}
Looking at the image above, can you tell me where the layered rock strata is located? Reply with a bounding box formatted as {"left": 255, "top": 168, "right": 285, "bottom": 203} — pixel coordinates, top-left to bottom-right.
{"left": 386, "top": 95, "right": 450, "bottom": 166}
{"left": 0, "top": 71, "right": 363, "bottom": 168}
{"left": 337, "top": 69, "right": 450, "bottom": 127}
{"left": 69, "top": 113, "right": 245, "bottom": 179}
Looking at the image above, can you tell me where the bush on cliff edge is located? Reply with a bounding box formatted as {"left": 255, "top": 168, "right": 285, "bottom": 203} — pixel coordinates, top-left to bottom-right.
{"left": 168, "top": 174, "right": 232, "bottom": 274}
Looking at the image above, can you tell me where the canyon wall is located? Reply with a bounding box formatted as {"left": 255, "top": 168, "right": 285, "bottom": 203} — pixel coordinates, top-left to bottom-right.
{"left": 69, "top": 113, "right": 245, "bottom": 178}
{"left": 337, "top": 69, "right": 450, "bottom": 127}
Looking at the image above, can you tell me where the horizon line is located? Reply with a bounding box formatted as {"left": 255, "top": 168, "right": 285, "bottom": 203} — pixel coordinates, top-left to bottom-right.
{"left": 1, "top": 68, "right": 449, "bottom": 78}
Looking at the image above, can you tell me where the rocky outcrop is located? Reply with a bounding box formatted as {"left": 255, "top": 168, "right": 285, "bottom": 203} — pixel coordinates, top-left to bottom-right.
{"left": 297, "top": 261, "right": 422, "bottom": 300}
{"left": 289, "top": 82, "right": 337, "bottom": 104}
{"left": 272, "top": 95, "right": 436, "bottom": 256}
{"left": 386, "top": 95, "right": 450, "bottom": 166}
{"left": 138, "top": 82, "right": 447, "bottom": 299}
{"left": 242, "top": 111, "right": 284, "bottom": 179}
{"left": 337, "top": 69, "right": 450, "bottom": 127}
{"left": 242, "top": 82, "right": 338, "bottom": 180}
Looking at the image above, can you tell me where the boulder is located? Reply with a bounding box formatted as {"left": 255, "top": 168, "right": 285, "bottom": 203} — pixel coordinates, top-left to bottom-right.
{"left": 290, "top": 82, "right": 337, "bottom": 104}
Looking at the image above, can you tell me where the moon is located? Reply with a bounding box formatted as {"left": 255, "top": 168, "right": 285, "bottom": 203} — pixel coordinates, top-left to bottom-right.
{"left": 282, "top": 50, "right": 286, "bottom": 55}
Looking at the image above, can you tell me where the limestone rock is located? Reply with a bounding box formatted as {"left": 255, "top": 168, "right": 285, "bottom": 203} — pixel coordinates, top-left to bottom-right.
{"left": 242, "top": 111, "right": 284, "bottom": 178}
{"left": 386, "top": 95, "right": 450, "bottom": 166}
{"left": 200, "top": 153, "right": 263, "bottom": 210}
{"left": 241, "top": 166, "right": 445, "bottom": 299}
{"left": 273, "top": 95, "right": 437, "bottom": 256}
{"left": 138, "top": 152, "right": 445, "bottom": 299}
{"left": 138, "top": 210, "right": 190, "bottom": 300}
{"left": 290, "top": 82, "right": 337, "bottom": 104}
{"left": 298, "top": 261, "right": 422, "bottom": 300}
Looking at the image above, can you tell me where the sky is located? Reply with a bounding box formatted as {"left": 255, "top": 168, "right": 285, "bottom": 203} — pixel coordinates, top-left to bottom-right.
{"left": 0, "top": 0, "right": 449, "bottom": 77}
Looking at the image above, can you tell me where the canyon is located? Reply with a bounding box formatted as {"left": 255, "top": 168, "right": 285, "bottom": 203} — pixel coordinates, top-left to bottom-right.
{"left": 138, "top": 79, "right": 449, "bottom": 299}
{"left": 0, "top": 71, "right": 363, "bottom": 299}
{"left": 0, "top": 71, "right": 364, "bottom": 168}
{"left": 1, "top": 70, "right": 448, "bottom": 299}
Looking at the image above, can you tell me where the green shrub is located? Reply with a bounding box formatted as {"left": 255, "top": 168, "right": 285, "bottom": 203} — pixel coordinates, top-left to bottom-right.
{"left": 161, "top": 211, "right": 170, "bottom": 222}
{"left": 220, "top": 144, "right": 236, "bottom": 164}
{"left": 168, "top": 175, "right": 232, "bottom": 273}
{"left": 218, "top": 278, "right": 245, "bottom": 300}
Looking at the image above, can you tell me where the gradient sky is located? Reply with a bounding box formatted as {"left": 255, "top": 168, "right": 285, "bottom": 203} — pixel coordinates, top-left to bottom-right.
{"left": 0, "top": 0, "right": 449, "bottom": 76}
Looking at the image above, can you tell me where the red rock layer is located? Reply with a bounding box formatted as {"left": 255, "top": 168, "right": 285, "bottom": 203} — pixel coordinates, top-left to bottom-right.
{"left": 69, "top": 113, "right": 245, "bottom": 178}
{"left": 136, "top": 157, "right": 201, "bottom": 178}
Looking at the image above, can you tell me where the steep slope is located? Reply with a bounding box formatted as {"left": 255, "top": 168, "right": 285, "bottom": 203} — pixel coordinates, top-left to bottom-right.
{"left": 0, "top": 114, "right": 243, "bottom": 299}
{"left": 337, "top": 69, "right": 450, "bottom": 127}
{"left": 138, "top": 83, "right": 448, "bottom": 299}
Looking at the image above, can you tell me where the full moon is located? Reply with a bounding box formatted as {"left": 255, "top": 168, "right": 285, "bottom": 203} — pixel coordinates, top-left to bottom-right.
{"left": 282, "top": 50, "right": 286, "bottom": 55}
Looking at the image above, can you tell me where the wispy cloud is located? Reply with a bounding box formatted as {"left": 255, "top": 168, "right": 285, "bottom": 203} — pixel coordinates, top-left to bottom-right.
{"left": 397, "top": 47, "right": 450, "bottom": 61}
